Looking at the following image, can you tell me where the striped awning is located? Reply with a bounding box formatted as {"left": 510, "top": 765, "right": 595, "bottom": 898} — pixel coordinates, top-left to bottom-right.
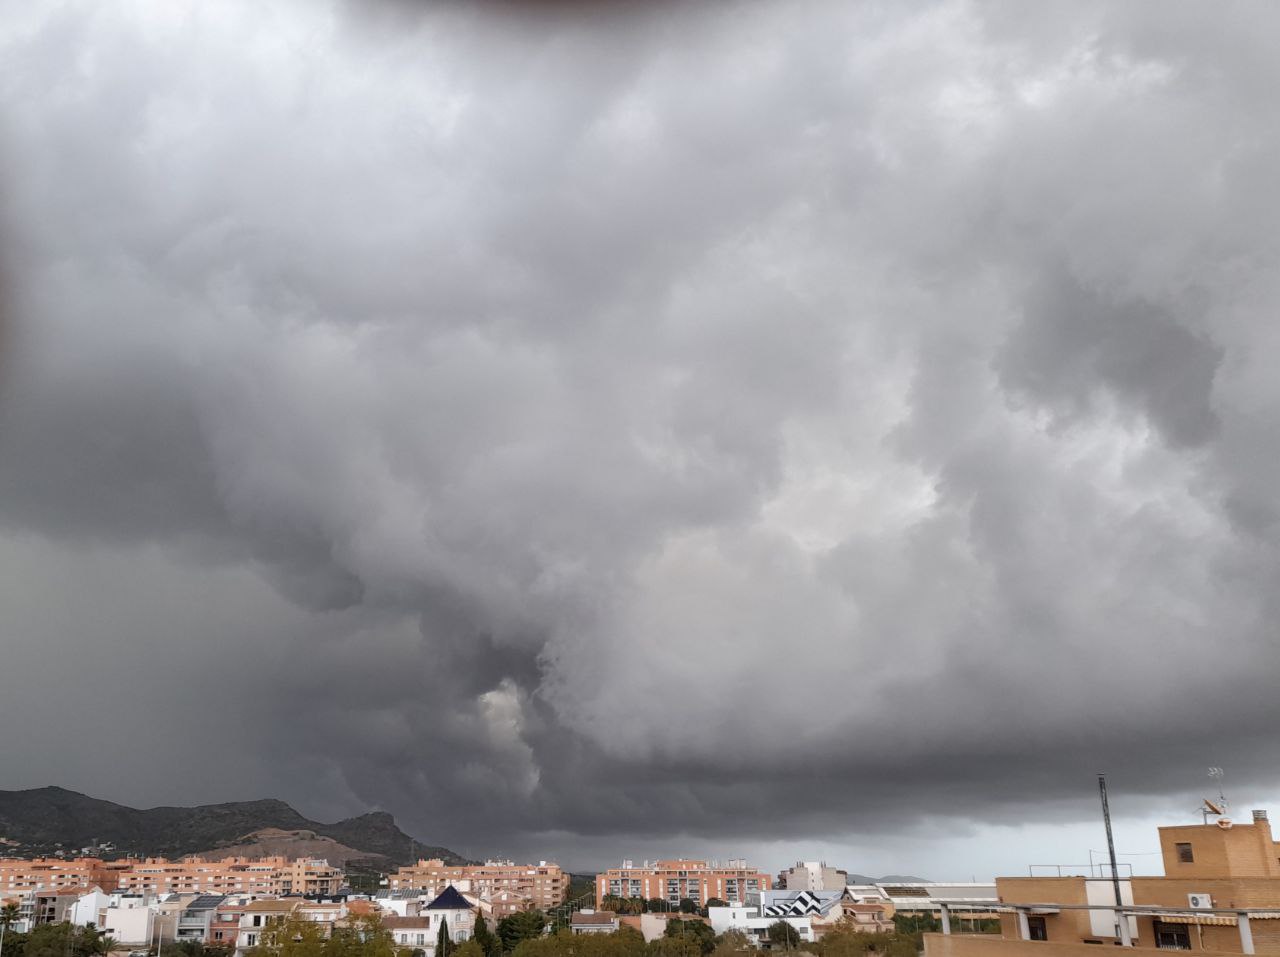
{"left": 1157, "top": 915, "right": 1237, "bottom": 926}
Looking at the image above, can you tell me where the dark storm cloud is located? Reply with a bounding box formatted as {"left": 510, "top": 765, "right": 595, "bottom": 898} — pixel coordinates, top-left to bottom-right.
{"left": 1, "top": 0, "right": 1279, "bottom": 870}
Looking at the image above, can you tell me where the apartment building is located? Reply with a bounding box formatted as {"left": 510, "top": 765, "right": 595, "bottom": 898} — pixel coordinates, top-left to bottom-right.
{"left": 388, "top": 860, "right": 569, "bottom": 910}
{"left": 236, "top": 898, "right": 303, "bottom": 952}
{"left": 0, "top": 855, "right": 342, "bottom": 898}
{"left": 0, "top": 857, "right": 123, "bottom": 895}
{"left": 596, "top": 859, "right": 772, "bottom": 905}
{"left": 779, "top": 861, "right": 848, "bottom": 892}
{"left": 925, "top": 809, "right": 1280, "bottom": 957}
{"left": 115, "top": 857, "right": 342, "bottom": 896}
{"left": 212, "top": 897, "right": 254, "bottom": 948}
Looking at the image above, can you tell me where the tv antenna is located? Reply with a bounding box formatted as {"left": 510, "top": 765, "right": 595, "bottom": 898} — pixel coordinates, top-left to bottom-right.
{"left": 1200, "top": 768, "right": 1229, "bottom": 823}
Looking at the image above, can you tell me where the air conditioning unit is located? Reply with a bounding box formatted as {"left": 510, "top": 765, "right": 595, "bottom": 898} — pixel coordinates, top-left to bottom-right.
{"left": 1188, "top": 894, "right": 1212, "bottom": 909}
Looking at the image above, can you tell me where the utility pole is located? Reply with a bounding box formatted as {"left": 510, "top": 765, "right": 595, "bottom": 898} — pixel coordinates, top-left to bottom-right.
{"left": 1099, "top": 773, "right": 1131, "bottom": 947}
{"left": 1098, "top": 774, "right": 1122, "bottom": 907}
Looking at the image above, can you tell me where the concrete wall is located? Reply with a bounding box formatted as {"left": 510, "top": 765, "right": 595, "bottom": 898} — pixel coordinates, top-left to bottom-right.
{"left": 923, "top": 933, "right": 1245, "bottom": 957}
{"left": 1132, "top": 876, "right": 1280, "bottom": 909}
{"left": 995, "top": 877, "right": 1099, "bottom": 943}
{"left": 1159, "top": 822, "right": 1280, "bottom": 880}
{"left": 102, "top": 905, "right": 153, "bottom": 945}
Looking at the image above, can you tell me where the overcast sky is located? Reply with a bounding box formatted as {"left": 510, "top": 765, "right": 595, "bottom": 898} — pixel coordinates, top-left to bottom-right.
{"left": 1, "top": 0, "right": 1279, "bottom": 880}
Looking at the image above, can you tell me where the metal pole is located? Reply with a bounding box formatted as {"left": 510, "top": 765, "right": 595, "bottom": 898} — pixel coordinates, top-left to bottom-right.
{"left": 1238, "top": 913, "right": 1255, "bottom": 955}
{"left": 1098, "top": 774, "right": 1122, "bottom": 905}
{"left": 1099, "top": 774, "right": 1131, "bottom": 947}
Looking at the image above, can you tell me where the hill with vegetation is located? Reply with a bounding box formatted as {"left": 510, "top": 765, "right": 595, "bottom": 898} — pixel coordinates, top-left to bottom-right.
{"left": 0, "top": 786, "right": 466, "bottom": 872}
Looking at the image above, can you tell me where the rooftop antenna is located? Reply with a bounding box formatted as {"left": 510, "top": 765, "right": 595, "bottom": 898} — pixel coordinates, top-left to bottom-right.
{"left": 1210, "top": 767, "right": 1228, "bottom": 808}
{"left": 1202, "top": 768, "right": 1230, "bottom": 823}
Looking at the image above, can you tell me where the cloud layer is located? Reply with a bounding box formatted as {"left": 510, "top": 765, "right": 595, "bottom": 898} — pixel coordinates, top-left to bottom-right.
{"left": 1, "top": 0, "right": 1279, "bottom": 871}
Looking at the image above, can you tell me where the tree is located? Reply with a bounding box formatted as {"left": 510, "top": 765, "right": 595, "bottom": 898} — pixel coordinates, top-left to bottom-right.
{"left": 765, "top": 923, "right": 799, "bottom": 951}
{"left": 325, "top": 913, "right": 396, "bottom": 957}
{"left": 471, "top": 914, "right": 495, "bottom": 957}
{"left": 645, "top": 939, "right": 699, "bottom": 957}
{"left": 676, "top": 902, "right": 697, "bottom": 917}
{"left": 95, "top": 937, "right": 119, "bottom": 957}
{"left": 662, "top": 921, "right": 714, "bottom": 956}
{"left": 0, "top": 903, "right": 19, "bottom": 933}
{"left": 161, "top": 941, "right": 210, "bottom": 957}
{"left": 24, "top": 922, "right": 72, "bottom": 957}
{"left": 24, "top": 922, "right": 110, "bottom": 957}
{"left": 495, "top": 911, "right": 545, "bottom": 953}
{"left": 644, "top": 901, "right": 670, "bottom": 915}
{"left": 451, "top": 942, "right": 483, "bottom": 957}
{"left": 248, "top": 916, "right": 327, "bottom": 957}
{"left": 709, "top": 931, "right": 751, "bottom": 957}
{"left": 436, "top": 918, "right": 453, "bottom": 957}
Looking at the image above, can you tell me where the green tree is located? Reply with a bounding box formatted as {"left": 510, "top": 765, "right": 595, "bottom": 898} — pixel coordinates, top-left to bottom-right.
{"left": 662, "top": 921, "right": 713, "bottom": 956}
{"left": 765, "top": 923, "right": 799, "bottom": 951}
{"left": 161, "top": 941, "right": 212, "bottom": 957}
{"left": 1, "top": 903, "right": 20, "bottom": 933}
{"left": 325, "top": 913, "right": 396, "bottom": 957}
{"left": 645, "top": 939, "right": 699, "bottom": 957}
{"left": 436, "top": 918, "right": 452, "bottom": 957}
{"left": 248, "top": 916, "right": 328, "bottom": 957}
{"left": 24, "top": 922, "right": 81, "bottom": 957}
{"left": 676, "top": 902, "right": 697, "bottom": 917}
{"left": 471, "top": 914, "right": 496, "bottom": 957}
{"left": 450, "top": 942, "right": 483, "bottom": 957}
{"left": 495, "top": 911, "right": 545, "bottom": 953}
{"left": 453, "top": 942, "right": 485, "bottom": 957}
{"left": 708, "top": 931, "right": 751, "bottom": 957}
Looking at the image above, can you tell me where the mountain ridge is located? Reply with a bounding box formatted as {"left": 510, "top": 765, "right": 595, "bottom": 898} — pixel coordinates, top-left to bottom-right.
{"left": 0, "top": 786, "right": 468, "bottom": 869}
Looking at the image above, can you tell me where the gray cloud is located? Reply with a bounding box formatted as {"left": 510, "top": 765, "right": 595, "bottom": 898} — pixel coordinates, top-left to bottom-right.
{"left": 1, "top": 0, "right": 1279, "bottom": 875}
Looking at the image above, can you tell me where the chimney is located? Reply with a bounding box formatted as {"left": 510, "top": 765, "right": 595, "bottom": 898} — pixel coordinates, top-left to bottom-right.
{"left": 1253, "top": 809, "right": 1268, "bottom": 822}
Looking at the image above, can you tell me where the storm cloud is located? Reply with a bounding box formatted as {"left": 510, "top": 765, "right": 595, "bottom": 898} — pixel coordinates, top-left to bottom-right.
{"left": 1, "top": 0, "right": 1279, "bottom": 874}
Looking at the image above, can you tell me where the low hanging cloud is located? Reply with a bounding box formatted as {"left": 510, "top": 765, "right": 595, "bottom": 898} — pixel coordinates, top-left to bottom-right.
{"left": 1, "top": 0, "right": 1278, "bottom": 868}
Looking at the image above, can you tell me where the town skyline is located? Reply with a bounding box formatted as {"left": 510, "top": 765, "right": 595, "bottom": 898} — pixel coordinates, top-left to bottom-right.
{"left": 0, "top": 781, "right": 1266, "bottom": 882}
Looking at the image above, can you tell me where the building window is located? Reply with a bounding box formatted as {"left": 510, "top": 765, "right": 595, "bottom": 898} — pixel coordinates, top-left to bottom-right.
{"left": 1027, "top": 917, "right": 1047, "bottom": 942}
{"left": 1176, "top": 843, "right": 1194, "bottom": 863}
{"left": 1153, "top": 921, "right": 1191, "bottom": 950}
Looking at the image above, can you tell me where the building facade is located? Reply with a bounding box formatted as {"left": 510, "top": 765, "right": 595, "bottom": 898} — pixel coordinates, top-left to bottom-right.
{"left": 118, "top": 857, "right": 342, "bottom": 896}
{"left": 571, "top": 910, "right": 619, "bottom": 935}
{"left": 383, "top": 888, "right": 475, "bottom": 956}
{"left": 596, "top": 859, "right": 772, "bottom": 906}
{"left": 0, "top": 855, "right": 342, "bottom": 898}
{"left": 779, "top": 862, "right": 849, "bottom": 892}
{"left": 0, "top": 858, "right": 123, "bottom": 896}
{"left": 388, "top": 860, "right": 568, "bottom": 911}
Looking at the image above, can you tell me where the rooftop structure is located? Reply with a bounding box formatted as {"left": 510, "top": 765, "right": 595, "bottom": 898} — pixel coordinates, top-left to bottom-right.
{"left": 925, "top": 809, "right": 1280, "bottom": 955}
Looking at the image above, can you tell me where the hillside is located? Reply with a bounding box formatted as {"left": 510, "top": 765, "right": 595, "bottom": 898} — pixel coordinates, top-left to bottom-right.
{"left": 0, "top": 786, "right": 467, "bottom": 870}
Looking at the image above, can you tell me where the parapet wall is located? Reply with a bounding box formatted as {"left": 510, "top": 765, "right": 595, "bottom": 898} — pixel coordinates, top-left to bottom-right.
{"left": 921, "top": 933, "right": 1243, "bottom": 957}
